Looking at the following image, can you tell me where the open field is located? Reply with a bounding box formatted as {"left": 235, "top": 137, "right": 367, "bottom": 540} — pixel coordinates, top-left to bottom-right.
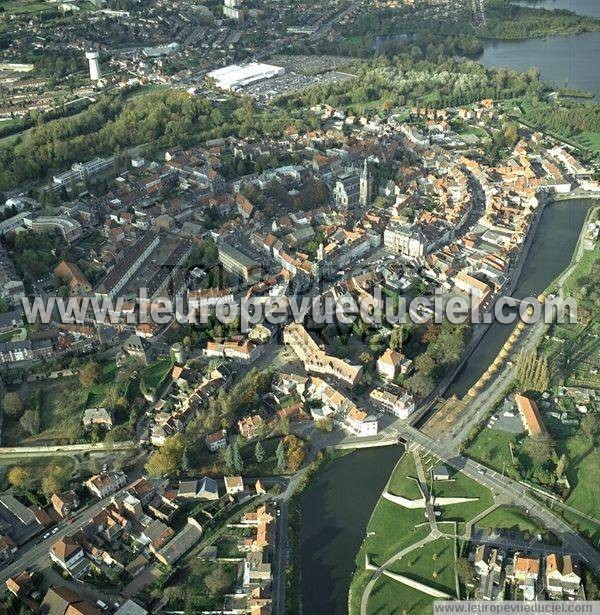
{"left": 0, "top": 0, "right": 56, "bottom": 14}
{"left": 367, "top": 537, "right": 456, "bottom": 615}
{"left": 477, "top": 505, "right": 552, "bottom": 539}
{"left": 559, "top": 435, "right": 600, "bottom": 518}
{"left": 140, "top": 357, "right": 174, "bottom": 392}
{"left": 464, "top": 428, "right": 519, "bottom": 474}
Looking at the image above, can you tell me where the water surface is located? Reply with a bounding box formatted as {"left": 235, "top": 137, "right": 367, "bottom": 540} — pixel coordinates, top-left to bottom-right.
{"left": 511, "top": 0, "right": 600, "bottom": 19}
{"left": 299, "top": 446, "right": 404, "bottom": 615}
{"left": 447, "top": 198, "right": 598, "bottom": 398}
{"left": 479, "top": 31, "right": 600, "bottom": 98}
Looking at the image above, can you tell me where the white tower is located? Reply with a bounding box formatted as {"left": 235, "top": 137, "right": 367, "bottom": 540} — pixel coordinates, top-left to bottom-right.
{"left": 85, "top": 51, "right": 101, "bottom": 81}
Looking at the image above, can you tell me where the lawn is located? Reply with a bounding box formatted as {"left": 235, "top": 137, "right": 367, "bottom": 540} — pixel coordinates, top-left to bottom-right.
{"left": 368, "top": 578, "right": 438, "bottom": 615}
{"left": 3, "top": 377, "right": 87, "bottom": 445}
{"left": 477, "top": 505, "right": 555, "bottom": 540}
{"left": 369, "top": 537, "right": 456, "bottom": 614}
{"left": 574, "top": 131, "right": 600, "bottom": 155}
{"left": 387, "top": 453, "right": 422, "bottom": 500}
{"left": 559, "top": 434, "right": 600, "bottom": 519}
{"left": 432, "top": 470, "right": 495, "bottom": 532}
{"left": 140, "top": 357, "right": 174, "bottom": 392}
{"left": 191, "top": 436, "right": 287, "bottom": 477}
{"left": 554, "top": 507, "right": 600, "bottom": 545}
{"left": 86, "top": 360, "right": 119, "bottom": 407}
{"left": 0, "top": 0, "right": 56, "bottom": 14}
{"left": 464, "top": 428, "right": 521, "bottom": 475}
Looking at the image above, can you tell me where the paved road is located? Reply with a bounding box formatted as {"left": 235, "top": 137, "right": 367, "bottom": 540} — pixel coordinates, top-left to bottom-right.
{"left": 0, "top": 469, "right": 144, "bottom": 587}
{"left": 396, "top": 424, "right": 600, "bottom": 574}
{"left": 271, "top": 500, "right": 289, "bottom": 615}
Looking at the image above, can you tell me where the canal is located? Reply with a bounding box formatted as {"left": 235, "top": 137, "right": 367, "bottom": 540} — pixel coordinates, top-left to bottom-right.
{"left": 299, "top": 445, "right": 404, "bottom": 615}
{"left": 447, "top": 197, "right": 598, "bottom": 398}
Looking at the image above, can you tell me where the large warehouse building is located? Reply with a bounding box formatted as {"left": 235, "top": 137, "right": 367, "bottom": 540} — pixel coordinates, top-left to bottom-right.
{"left": 207, "top": 63, "right": 285, "bottom": 91}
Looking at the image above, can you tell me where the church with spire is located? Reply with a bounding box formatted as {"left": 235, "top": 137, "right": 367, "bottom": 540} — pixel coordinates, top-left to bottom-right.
{"left": 359, "top": 158, "right": 373, "bottom": 207}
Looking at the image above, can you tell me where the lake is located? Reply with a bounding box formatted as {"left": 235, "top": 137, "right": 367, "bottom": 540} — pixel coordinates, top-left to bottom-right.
{"left": 511, "top": 0, "right": 600, "bottom": 19}
{"left": 479, "top": 31, "right": 600, "bottom": 99}
{"left": 299, "top": 446, "right": 404, "bottom": 615}
{"left": 447, "top": 197, "right": 598, "bottom": 398}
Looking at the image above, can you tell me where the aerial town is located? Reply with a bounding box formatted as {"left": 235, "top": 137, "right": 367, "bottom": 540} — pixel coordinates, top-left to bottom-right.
{"left": 0, "top": 0, "right": 599, "bottom": 613}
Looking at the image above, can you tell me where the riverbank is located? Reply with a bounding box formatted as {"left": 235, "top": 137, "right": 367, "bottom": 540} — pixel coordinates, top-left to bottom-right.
{"left": 446, "top": 197, "right": 598, "bottom": 398}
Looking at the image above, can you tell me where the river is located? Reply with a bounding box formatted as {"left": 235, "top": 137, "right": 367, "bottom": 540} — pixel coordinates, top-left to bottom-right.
{"left": 447, "top": 197, "right": 598, "bottom": 398}
{"left": 297, "top": 199, "right": 598, "bottom": 613}
{"left": 299, "top": 446, "right": 403, "bottom": 615}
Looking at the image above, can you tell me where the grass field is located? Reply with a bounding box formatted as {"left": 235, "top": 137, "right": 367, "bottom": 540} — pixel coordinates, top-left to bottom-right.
{"left": 387, "top": 453, "right": 422, "bottom": 500}
{"left": 559, "top": 435, "right": 600, "bottom": 518}
{"left": 431, "top": 470, "right": 495, "bottom": 533}
{"left": 574, "top": 131, "right": 600, "bottom": 155}
{"left": 2, "top": 377, "right": 87, "bottom": 445}
{"left": 0, "top": 0, "right": 56, "bottom": 14}
{"left": 369, "top": 537, "right": 456, "bottom": 614}
{"left": 464, "top": 428, "right": 520, "bottom": 474}
{"left": 477, "top": 505, "right": 553, "bottom": 539}
{"left": 140, "top": 357, "right": 174, "bottom": 394}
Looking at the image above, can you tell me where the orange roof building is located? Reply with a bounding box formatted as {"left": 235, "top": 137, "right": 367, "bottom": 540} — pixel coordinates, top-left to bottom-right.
{"left": 515, "top": 393, "right": 547, "bottom": 436}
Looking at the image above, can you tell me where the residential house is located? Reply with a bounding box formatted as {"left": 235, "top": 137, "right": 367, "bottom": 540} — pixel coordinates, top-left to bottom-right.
{"left": 51, "top": 491, "right": 80, "bottom": 518}
{"left": 140, "top": 519, "right": 174, "bottom": 554}
{"left": 49, "top": 536, "right": 89, "bottom": 579}
{"left": 474, "top": 545, "right": 504, "bottom": 601}
{"left": 377, "top": 348, "right": 413, "bottom": 380}
{"left": 238, "top": 415, "right": 263, "bottom": 439}
{"left": 82, "top": 407, "right": 113, "bottom": 430}
{"left": 85, "top": 471, "right": 126, "bottom": 498}
{"left": 5, "top": 571, "right": 32, "bottom": 599}
{"left": 512, "top": 553, "right": 540, "bottom": 600}
{"left": 40, "top": 586, "right": 100, "bottom": 615}
{"left": 224, "top": 476, "right": 244, "bottom": 496}
{"left": 369, "top": 387, "right": 415, "bottom": 419}
{"left": 346, "top": 407, "right": 378, "bottom": 437}
{"left": 545, "top": 554, "right": 581, "bottom": 598}
{"left": 206, "top": 429, "right": 227, "bottom": 452}
{"left": 515, "top": 393, "right": 547, "bottom": 436}
{"left": 0, "top": 535, "right": 17, "bottom": 563}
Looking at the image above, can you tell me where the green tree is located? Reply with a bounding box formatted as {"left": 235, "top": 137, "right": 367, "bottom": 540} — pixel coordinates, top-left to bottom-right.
{"left": 20, "top": 409, "right": 41, "bottom": 435}
{"left": 455, "top": 557, "right": 475, "bottom": 590}
{"left": 278, "top": 416, "right": 290, "bottom": 436}
{"left": 204, "top": 567, "right": 231, "bottom": 598}
{"left": 145, "top": 434, "right": 186, "bottom": 476}
{"left": 315, "top": 417, "right": 334, "bottom": 432}
{"left": 581, "top": 413, "right": 600, "bottom": 441}
{"left": 2, "top": 392, "right": 23, "bottom": 417}
{"left": 232, "top": 439, "right": 244, "bottom": 472}
{"left": 224, "top": 444, "right": 235, "bottom": 471}
{"left": 522, "top": 433, "right": 555, "bottom": 464}
{"left": 555, "top": 453, "right": 568, "bottom": 479}
{"left": 79, "top": 361, "right": 103, "bottom": 389}
{"left": 254, "top": 440, "right": 265, "bottom": 464}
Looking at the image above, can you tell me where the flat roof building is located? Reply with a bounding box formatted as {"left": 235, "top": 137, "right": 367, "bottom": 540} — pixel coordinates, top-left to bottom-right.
{"left": 218, "top": 243, "right": 261, "bottom": 283}
{"left": 208, "top": 63, "right": 285, "bottom": 91}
